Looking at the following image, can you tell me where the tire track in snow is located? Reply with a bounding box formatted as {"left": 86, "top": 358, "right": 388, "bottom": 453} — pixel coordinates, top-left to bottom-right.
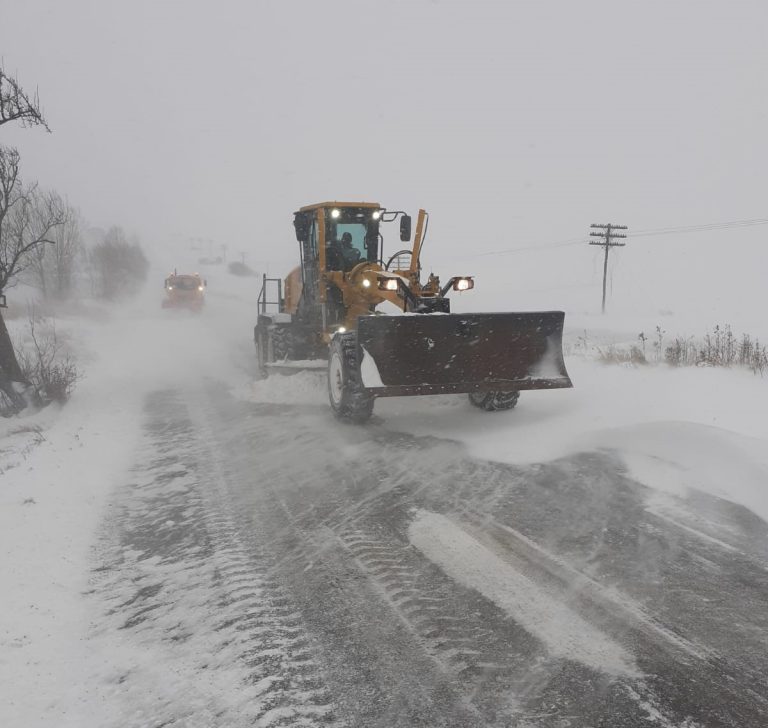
{"left": 328, "top": 517, "right": 673, "bottom": 726}
{"left": 212, "top": 400, "right": 674, "bottom": 724}
{"left": 408, "top": 509, "right": 638, "bottom": 676}
{"left": 195, "top": 390, "right": 494, "bottom": 726}
{"left": 170, "top": 392, "right": 768, "bottom": 726}
{"left": 90, "top": 390, "right": 343, "bottom": 728}
{"left": 335, "top": 528, "right": 501, "bottom": 676}
{"left": 188, "top": 393, "right": 343, "bottom": 728}
{"left": 460, "top": 508, "right": 722, "bottom": 665}
{"left": 414, "top": 506, "right": 768, "bottom": 727}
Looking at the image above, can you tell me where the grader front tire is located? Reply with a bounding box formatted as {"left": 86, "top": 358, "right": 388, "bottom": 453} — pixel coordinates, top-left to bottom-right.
{"left": 328, "top": 334, "right": 374, "bottom": 423}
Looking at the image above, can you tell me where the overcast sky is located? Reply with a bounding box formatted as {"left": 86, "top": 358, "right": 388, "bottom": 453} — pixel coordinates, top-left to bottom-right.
{"left": 2, "top": 0, "right": 767, "bottom": 322}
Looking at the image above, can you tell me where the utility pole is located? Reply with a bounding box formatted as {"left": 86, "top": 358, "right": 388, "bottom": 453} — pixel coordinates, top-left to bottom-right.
{"left": 589, "top": 223, "right": 627, "bottom": 313}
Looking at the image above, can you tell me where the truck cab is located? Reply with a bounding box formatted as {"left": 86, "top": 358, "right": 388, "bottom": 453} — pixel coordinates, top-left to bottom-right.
{"left": 162, "top": 272, "right": 206, "bottom": 311}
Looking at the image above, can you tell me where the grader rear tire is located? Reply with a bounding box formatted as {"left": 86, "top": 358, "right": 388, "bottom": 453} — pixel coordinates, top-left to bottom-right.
{"left": 270, "top": 326, "right": 295, "bottom": 361}
{"left": 468, "top": 390, "right": 520, "bottom": 411}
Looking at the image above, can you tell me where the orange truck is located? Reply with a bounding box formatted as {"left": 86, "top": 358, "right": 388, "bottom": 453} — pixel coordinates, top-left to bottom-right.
{"left": 162, "top": 271, "right": 206, "bottom": 310}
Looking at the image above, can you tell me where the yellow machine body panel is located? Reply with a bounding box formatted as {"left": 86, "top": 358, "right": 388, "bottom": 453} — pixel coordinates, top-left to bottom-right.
{"left": 283, "top": 266, "right": 302, "bottom": 315}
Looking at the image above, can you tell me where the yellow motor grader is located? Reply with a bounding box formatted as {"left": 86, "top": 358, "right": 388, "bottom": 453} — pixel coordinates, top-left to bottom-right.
{"left": 255, "top": 202, "right": 571, "bottom": 422}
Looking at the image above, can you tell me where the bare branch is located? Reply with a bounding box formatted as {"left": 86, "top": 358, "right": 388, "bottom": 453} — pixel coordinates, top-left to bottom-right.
{"left": 26, "top": 200, "right": 81, "bottom": 299}
{"left": 0, "top": 67, "right": 50, "bottom": 132}
{"left": 0, "top": 149, "right": 67, "bottom": 291}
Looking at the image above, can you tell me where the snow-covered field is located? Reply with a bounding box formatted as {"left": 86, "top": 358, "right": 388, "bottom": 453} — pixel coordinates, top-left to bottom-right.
{"left": 2, "top": 261, "right": 768, "bottom": 724}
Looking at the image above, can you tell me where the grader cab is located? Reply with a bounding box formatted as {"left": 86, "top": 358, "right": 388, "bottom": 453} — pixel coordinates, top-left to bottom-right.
{"left": 255, "top": 202, "right": 571, "bottom": 422}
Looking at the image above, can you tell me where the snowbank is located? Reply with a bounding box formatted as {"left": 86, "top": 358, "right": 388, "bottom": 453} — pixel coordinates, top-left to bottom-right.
{"left": 0, "top": 381, "right": 143, "bottom": 727}
{"left": 379, "top": 359, "right": 768, "bottom": 523}
{"left": 245, "top": 355, "right": 768, "bottom": 525}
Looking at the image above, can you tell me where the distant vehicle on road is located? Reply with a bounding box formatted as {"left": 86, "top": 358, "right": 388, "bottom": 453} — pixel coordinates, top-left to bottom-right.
{"left": 162, "top": 271, "right": 206, "bottom": 311}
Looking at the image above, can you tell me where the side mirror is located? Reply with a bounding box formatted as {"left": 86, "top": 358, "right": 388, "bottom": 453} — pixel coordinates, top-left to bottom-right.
{"left": 294, "top": 213, "right": 310, "bottom": 242}
{"left": 400, "top": 214, "right": 412, "bottom": 242}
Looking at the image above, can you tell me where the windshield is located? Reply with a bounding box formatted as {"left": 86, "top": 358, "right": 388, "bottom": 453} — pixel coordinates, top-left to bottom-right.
{"left": 325, "top": 208, "right": 379, "bottom": 271}
{"left": 170, "top": 277, "right": 199, "bottom": 290}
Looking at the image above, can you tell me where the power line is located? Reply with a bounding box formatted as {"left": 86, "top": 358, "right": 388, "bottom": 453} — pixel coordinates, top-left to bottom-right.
{"left": 453, "top": 214, "right": 768, "bottom": 262}
{"left": 631, "top": 217, "right": 768, "bottom": 238}
{"left": 474, "top": 236, "right": 586, "bottom": 258}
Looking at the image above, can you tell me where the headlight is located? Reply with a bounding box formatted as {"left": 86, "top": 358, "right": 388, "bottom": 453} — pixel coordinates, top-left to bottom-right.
{"left": 361, "top": 278, "right": 371, "bottom": 288}
{"left": 337, "top": 326, "right": 347, "bottom": 333}
{"left": 378, "top": 278, "right": 399, "bottom": 291}
{"left": 452, "top": 277, "right": 474, "bottom": 292}
{"left": 372, "top": 210, "right": 381, "bottom": 220}
{"left": 198, "top": 285, "right": 204, "bottom": 291}
{"left": 168, "top": 286, "right": 173, "bottom": 290}
{"left": 331, "top": 208, "right": 341, "bottom": 219}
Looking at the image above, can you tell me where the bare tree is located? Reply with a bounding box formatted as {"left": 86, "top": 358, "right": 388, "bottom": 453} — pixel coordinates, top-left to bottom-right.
{"left": 0, "top": 66, "right": 49, "bottom": 130}
{"left": 0, "top": 146, "right": 66, "bottom": 410}
{"left": 26, "top": 197, "right": 80, "bottom": 300}
{"left": 0, "top": 178, "right": 66, "bottom": 291}
{"left": 0, "top": 65, "right": 54, "bottom": 412}
{"left": 50, "top": 207, "right": 81, "bottom": 300}
{"left": 89, "top": 226, "right": 149, "bottom": 300}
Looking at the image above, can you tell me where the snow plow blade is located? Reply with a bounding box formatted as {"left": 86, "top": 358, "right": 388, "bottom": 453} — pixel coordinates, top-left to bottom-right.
{"left": 356, "top": 312, "right": 572, "bottom": 397}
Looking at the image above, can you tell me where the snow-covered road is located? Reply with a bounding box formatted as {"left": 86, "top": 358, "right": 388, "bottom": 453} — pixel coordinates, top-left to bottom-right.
{"left": 3, "top": 285, "right": 768, "bottom": 727}
{"left": 84, "top": 382, "right": 768, "bottom": 727}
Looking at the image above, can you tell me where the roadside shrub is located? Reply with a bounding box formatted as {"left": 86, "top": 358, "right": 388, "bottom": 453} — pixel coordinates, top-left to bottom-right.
{"left": 664, "top": 337, "right": 699, "bottom": 367}
{"left": 737, "top": 334, "right": 768, "bottom": 375}
{"left": 591, "top": 324, "right": 767, "bottom": 377}
{"left": 663, "top": 325, "right": 768, "bottom": 375}
{"left": 16, "top": 314, "right": 80, "bottom": 405}
{"left": 597, "top": 344, "right": 646, "bottom": 366}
